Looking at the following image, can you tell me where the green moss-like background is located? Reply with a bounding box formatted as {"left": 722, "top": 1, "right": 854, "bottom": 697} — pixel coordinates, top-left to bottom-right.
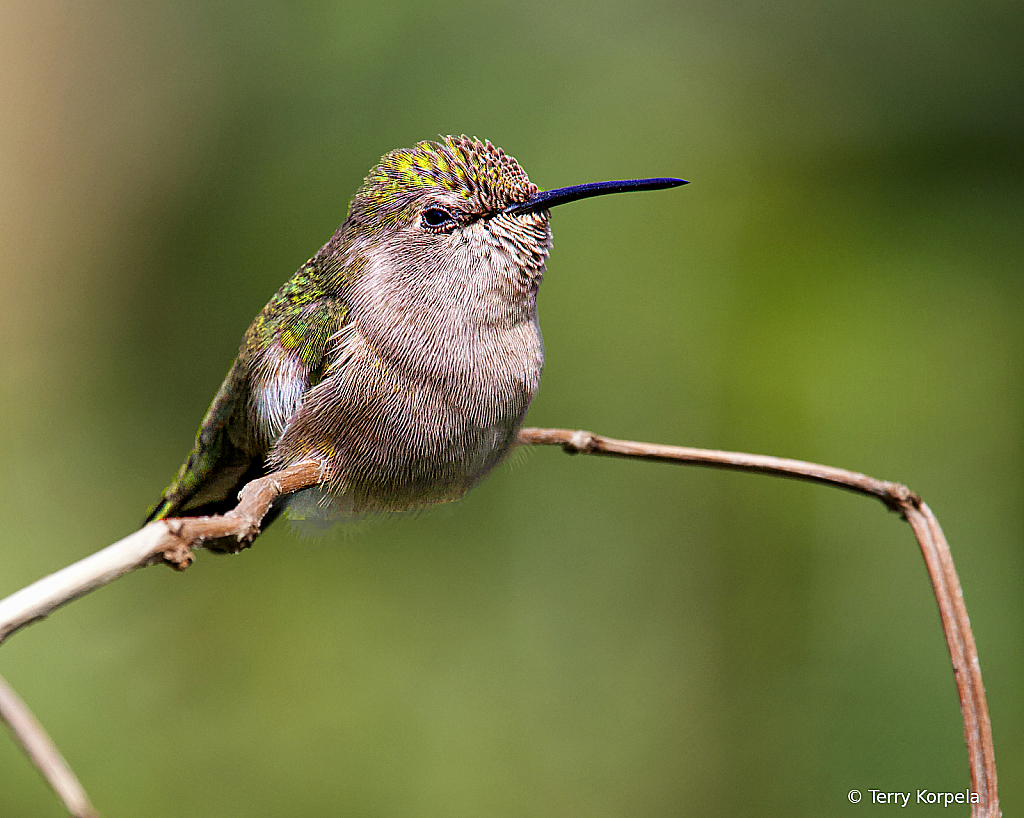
{"left": 1, "top": 2, "right": 1020, "bottom": 815}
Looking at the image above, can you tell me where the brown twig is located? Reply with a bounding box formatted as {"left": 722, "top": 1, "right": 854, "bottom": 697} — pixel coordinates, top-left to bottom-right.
{"left": 0, "top": 460, "right": 323, "bottom": 647}
{"left": 517, "top": 426, "right": 999, "bottom": 818}
{"left": 0, "top": 460, "right": 324, "bottom": 815}
{"left": 0, "top": 435, "right": 999, "bottom": 817}
{"left": 158, "top": 459, "right": 325, "bottom": 562}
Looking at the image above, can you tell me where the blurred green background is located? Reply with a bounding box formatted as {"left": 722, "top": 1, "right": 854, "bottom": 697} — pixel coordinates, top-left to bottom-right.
{"left": 1, "top": 1, "right": 1021, "bottom": 815}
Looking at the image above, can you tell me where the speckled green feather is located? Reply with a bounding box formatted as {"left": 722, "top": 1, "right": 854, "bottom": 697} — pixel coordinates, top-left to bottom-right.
{"left": 352, "top": 136, "right": 536, "bottom": 225}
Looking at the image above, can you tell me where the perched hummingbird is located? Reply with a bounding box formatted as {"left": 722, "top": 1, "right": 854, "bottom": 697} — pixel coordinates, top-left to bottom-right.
{"left": 147, "top": 136, "right": 685, "bottom": 542}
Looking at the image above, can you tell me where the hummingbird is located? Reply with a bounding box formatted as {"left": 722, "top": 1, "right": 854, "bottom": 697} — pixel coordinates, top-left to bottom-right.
{"left": 146, "top": 136, "right": 685, "bottom": 544}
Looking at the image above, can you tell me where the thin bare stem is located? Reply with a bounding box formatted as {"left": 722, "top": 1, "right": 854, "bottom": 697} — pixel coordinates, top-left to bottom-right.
{"left": 0, "top": 460, "right": 322, "bottom": 647}
{"left": 517, "top": 426, "right": 999, "bottom": 818}
{"left": 0, "top": 672, "right": 98, "bottom": 818}
{"left": 0, "top": 435, "right": 1000, "bottom": 817}
{"left": 0, "top": 460, "right": 323, "bottom": 814}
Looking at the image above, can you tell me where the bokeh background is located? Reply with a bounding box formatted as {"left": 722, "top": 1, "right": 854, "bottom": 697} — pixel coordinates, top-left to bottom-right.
{"left": 1, "top": 2, "right": 1021, "bottom": 816}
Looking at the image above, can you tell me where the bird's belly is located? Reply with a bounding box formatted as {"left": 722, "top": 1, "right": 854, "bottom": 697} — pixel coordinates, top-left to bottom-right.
{"left": 358, "top": 362, "right": 536, "bottom": 508}
{"left": 274, "top": 324, "right": 542, "bottom": 514}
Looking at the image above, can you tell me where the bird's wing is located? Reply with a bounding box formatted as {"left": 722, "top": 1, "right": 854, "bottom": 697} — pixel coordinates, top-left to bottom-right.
{"left": 145, "top": 294, "right": 347, "bottom": 523}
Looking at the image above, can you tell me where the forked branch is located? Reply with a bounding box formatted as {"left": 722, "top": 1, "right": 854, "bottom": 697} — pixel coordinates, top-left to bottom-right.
{"left": 0, "top": 430, "right": 999, "bottom": 817}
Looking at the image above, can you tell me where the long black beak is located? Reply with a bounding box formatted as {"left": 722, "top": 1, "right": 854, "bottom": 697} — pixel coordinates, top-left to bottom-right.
{"left": 504, "top": 177, "right": 688, "bottom": 216}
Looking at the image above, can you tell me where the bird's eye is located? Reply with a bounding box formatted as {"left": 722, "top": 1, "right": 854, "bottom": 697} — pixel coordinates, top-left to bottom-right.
{"left": 421, "top": 207, "right": 457, "bottom": 231}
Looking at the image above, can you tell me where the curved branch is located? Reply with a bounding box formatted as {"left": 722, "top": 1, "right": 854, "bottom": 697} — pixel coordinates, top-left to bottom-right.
{"left": 0, "top": 434, "right": 999, "bottom": 817}
{"left": 517, "top": 427, "right": 999, "bottom": 818}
